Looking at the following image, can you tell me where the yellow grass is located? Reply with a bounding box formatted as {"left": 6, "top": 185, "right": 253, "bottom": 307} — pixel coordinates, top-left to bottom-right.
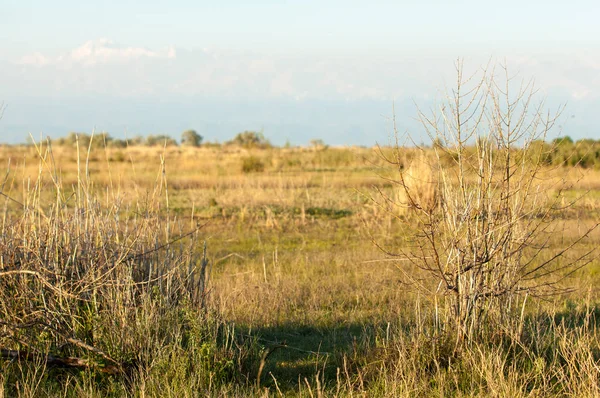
{"left": 1, "top": 143, "right": 600, "bottom": 396}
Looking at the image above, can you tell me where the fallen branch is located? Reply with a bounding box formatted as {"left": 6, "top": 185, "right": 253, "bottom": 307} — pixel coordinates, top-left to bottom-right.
{"left": 0, "top": 348, "right": 121, "bottom": 375}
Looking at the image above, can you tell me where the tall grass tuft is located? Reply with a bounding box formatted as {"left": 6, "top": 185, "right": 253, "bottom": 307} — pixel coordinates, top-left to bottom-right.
{"left": 354, "top": 305, "right": 600, "bottom": 396}
{"left": 0, "top": 137, "right": 250, "bottom": 395}
{"left": 393, "top": 151, "right": 438, "bottom": 216}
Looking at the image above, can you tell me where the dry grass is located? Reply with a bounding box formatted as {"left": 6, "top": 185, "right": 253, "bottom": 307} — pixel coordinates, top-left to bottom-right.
{"left": 392, "top": 150, "right": 438, "bottom": 215}
{"left": 0, "top": 142, "right": 599, "bottom": 396}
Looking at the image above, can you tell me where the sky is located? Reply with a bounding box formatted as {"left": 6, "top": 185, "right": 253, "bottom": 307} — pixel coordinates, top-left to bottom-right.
{"left": 1, "top": 0, "right": 599, "bottom": 145}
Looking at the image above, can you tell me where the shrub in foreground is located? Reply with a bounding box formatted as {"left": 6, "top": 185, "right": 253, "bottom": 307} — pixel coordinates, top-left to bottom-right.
{"left": 376, "top": 62, "right": 598, "bottom": 345}
{"left": 0, "top": 140, "right": 253, "bottom": 396}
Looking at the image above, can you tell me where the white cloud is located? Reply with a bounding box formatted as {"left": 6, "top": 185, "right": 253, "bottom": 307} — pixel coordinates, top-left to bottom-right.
{"left": 17, "top": 39, "right": 176, "bottom": 67}
{"left": 68, "top": 39, "right": 176, "bottom": 66}
{"left": 17, "top": 52, "right": 51, "bottom": 67}
{"left": 8, "top": 43, "right": 600, "bottom": 103}
{"left": 506, "top": 53, "right": 600, "bottom": 101}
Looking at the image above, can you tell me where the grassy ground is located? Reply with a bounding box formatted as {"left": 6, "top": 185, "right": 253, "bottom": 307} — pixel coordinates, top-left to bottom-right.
{"left": 1, "top": 143, "right": 600, "bottom": 396}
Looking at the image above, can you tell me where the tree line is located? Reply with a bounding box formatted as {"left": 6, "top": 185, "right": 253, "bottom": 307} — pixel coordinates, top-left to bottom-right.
{"left": 44, "top": 131, "right": 600, "bottom": 169}
{"left": 49, "top": 130, "right": 271, "bottom": 149}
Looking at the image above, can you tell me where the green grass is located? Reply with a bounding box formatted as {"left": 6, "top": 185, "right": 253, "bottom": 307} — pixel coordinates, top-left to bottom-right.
{"left": 1, "top": 144, "right": 600, "bottom": 396}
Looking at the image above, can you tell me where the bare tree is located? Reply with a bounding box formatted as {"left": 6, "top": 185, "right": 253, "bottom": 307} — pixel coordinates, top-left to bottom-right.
{"left": 375, "top": 61, "right": 598, "bottom": 345}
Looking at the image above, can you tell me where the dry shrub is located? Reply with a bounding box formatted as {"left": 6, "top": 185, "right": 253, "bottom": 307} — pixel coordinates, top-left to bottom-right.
{"left": 241, "top": 156, "right": 265, "bottom": 173}
{"left": 376, "top": 62, "right": 599, "bottom": 345}
{"left": 0, "top": 138, "right": 234, "bottom": 394}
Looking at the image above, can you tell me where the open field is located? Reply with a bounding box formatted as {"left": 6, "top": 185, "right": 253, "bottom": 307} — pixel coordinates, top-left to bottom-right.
{"left": 1, "top": 142, "right": 600, "bottom": 397}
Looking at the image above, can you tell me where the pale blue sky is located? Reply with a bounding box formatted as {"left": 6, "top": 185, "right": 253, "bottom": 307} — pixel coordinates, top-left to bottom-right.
{"left": 1, "top": 0, "right": 599, "bottom": 144}
{"left": 3, "top": 0, "right": 599, "bottom": 54}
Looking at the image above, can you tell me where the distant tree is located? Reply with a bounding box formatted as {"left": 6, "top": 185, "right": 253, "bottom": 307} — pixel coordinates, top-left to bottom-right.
{"left": 576, "top": 138, "right": 599, "bottom": 146}
{"left": 108, "top": 139, "right": 127, "bottom": 148}
{"left": 96, "top": 132, "right": 113, "bottom": 147}
{"left": 227, "top": 131, "right": 270, "bottom": 148}
{"left": 50, "top": 132, "right": 115, "bottom": 149}
{"left": 57, "top": 132, "right": 80, "bottom": 146}
{"left": 310, "top": 139, "right": 328, "bottom": 149}
{"left": 54, "top": 132, "right": 90, "bottom": 148}
{"left": 146, "top": 134, "right": 178, "bottom": 147}
{"left": 431, "top": 137, "right": 446, "bottom": 149}
{"left": 128, "top": 136, "right": 145, "bottom": 146}
{"left": 181, "top": 129, "right": 203, "bottom": 147}
{"left": 552, "top": 136, "right": 574, "bottom": 146}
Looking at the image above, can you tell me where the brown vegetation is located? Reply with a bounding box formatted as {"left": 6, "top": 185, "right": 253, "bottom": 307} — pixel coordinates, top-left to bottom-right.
{"left": 0, "top": 135, "right": 598, "bottom": 395}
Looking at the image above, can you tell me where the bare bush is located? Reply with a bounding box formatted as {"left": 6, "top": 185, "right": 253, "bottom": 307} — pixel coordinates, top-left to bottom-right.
{"left": 375, "top": 61, "right": 599, "bottom": 345}
{"left": 0, "top": 136, "right": 210, "bottom": 374}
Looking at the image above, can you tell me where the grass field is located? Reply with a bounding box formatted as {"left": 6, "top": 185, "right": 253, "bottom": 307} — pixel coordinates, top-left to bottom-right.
{"left": 1, "top": 142, "right": 600, "bottom": 397}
